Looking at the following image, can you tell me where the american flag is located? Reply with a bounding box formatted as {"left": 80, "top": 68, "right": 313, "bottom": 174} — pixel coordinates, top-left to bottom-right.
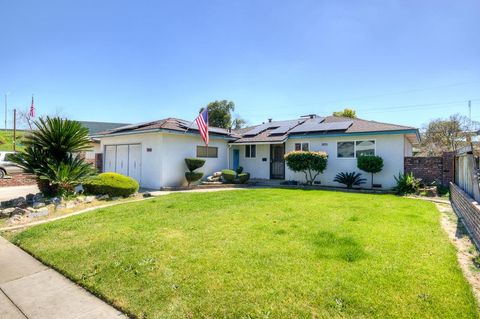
{"left": 29, "top": 96, "right": 35, "bottom": 117}
{"left": 195, "top": 108, "right": 209, "bottom": 145}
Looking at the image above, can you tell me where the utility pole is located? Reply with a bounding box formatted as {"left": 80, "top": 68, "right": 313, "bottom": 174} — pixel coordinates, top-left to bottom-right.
{"left": 4, "top": 94, "right": 7, "bottom": 132}
{"left": 13, "top": 109, "right": 16, "bottom": 152}
{"left": 469, "top": 100, "right": 472, "bottom": 121}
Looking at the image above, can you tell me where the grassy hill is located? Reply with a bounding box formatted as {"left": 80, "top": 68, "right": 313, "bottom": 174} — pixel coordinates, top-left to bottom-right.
{"left": 0, "top": 130, "right": 26, "bottom": 151}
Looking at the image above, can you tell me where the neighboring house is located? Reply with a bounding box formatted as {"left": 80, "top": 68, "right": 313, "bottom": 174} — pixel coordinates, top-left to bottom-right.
{"left": 92, "top": 115, "right": 419, "bottom": 189}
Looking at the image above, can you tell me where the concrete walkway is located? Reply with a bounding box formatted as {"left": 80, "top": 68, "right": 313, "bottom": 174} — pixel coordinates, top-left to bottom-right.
{"left": 0, "top": 237, "right": 126, "bottom": 319}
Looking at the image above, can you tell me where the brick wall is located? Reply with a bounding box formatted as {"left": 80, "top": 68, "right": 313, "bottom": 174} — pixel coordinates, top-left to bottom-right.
{"left": 404, "top": 151, "right": 455, "bottom": 186}
{"left": 450, "top": 182, "right": 480, "bottom": 248}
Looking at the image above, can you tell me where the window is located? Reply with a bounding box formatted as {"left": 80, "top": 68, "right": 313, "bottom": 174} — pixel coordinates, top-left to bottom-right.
{"left": 245, "top": 145, "right": 256, "bottom": 158}
{"left": 196, "top": 146, "right": 218, "bottom": 158}
{"left": 295, "top": 142, "right": 309, "bottom": 151}
{"left": 337, "top": 140, "right": 375, "bottom": 158}
{"left": 355, "top": 140, "right": 375, "bottom": 157}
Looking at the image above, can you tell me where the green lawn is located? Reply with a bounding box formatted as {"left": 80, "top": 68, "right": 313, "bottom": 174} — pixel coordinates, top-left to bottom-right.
{"left": 8, "top": 189, "right": 478, "bottom": 318}
{"left": 0, "top": 129, "right": 26, "bottom": 151}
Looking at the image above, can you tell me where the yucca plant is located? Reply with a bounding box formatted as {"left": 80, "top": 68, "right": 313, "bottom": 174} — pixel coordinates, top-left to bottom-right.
{"left": 333, "top": 171, "right": 366, "bottom": 188}
{"left": 393, "top": 172, "right": 421, "bottom": 195}
{"left": 10, "top": 117, "right": 96, "bottom": 196}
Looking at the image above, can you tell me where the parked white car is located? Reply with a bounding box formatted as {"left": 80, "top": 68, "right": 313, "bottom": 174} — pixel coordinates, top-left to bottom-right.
{"left": 0, "top": 152, "right": 23, "bottom": 178}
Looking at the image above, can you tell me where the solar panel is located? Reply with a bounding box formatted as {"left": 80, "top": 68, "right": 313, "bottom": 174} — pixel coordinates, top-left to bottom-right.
{"left": 243, "top": 123, "right": 271, "bottom": 136}
{"left": 269, "top": 120, "right": 305, "bottom": 134}
{"left": 289, "top": 120, "right": 352, "bottom": 133}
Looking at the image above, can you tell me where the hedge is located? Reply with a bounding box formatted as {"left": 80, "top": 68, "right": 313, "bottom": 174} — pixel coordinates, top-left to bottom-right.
{"left": 83, "top": 172, "right": 139, "bottom": 197}
{"left": 185, "top": 172, "right": 203, "bottom": 186}
{"left": 185, "top": 158, "right": 206, "bottom": 172}
{"left": 238, "top": 172, "right": 250, "bottom": 184}
{"left": 222, "top": 169, "right": 236, "bottom": 183}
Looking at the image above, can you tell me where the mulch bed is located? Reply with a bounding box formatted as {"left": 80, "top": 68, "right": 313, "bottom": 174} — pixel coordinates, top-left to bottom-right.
{"left": 0, "top": 174, "right": 36, "bottom": 187}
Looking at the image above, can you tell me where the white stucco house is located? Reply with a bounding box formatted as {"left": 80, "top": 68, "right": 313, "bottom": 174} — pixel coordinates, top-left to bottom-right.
{"left": 91, "top": 115, "right": 419, "bottom": 189}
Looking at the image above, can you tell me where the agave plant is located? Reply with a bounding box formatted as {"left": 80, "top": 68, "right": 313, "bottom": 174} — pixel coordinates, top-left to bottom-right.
{"left": 393, "top": 172, "right": 421, "bottom": 195}
{"left": 333, "top": 171, "right": 366, "bottom": 188}
{"left": 10, "top": 117, "right": 96, "bottom": 196}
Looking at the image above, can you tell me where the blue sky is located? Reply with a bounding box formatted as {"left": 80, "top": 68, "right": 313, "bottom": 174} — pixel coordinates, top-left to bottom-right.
{"left": 1, "top": 0, "right": 479, "bottom": 128}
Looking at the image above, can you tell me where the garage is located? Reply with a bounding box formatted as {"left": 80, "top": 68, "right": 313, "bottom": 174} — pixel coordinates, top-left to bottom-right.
{"left": 104, "top": 144, "right": 142, "bottom": 184}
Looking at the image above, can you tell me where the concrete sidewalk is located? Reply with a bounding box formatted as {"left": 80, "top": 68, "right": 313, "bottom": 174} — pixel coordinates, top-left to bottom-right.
{"left": 0, "top": 236, "right": 126, "bottom": 319}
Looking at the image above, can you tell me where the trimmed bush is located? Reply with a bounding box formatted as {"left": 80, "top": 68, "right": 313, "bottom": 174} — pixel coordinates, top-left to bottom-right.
{"left": 83, "top": 172, "right": 139, "bottom": 197}
{"left": 238, "top": 172, "right": 250, "bottom": 184}
{"left": 235, "top": 166, "right": 244, "bottom": 175}
{"left": 284, "top": 151, "right": 328, "bottom": 185}
{"left": 185, "top": 172, "right": 204, "bottom": 185}
{"left": 185, "top": 158, "right": 206, "bottom": 172}
{"left": 357, "top": 155, "right": 384, "bottom": 187}
{"left": 222, "top": 169, "right": 236, "bottom": 183}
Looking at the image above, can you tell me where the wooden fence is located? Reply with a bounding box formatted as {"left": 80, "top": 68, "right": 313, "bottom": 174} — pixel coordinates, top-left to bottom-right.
{"left": 451, "top": 144, "right": 480, "bottom": 248}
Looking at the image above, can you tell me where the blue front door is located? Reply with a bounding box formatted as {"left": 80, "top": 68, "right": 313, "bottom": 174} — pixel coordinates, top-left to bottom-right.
{"left": 233, "top": 149, "right": 240, "bottom": 170}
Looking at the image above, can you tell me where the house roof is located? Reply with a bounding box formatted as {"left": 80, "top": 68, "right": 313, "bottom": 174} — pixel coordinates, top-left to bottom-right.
{"left": 231, "top": 116, "right": 418, "bottom": 144}
{"left": 94, "top": 118, "right": 238, "bottom": 138}
{"left": 79, "top": 121, "right": 130, "bottom": 136}
{"left": 93, "top": 115, "right": 418, "bottom": 143}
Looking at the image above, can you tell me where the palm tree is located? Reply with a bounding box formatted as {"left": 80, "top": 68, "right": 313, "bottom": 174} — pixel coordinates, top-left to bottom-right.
{"left": 11, "top": 117, "right": 96, "bottom": 196}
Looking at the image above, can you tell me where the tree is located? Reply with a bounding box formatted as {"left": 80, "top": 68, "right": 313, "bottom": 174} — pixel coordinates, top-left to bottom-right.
{"left": 200, "top": 100, "right": 246, "bottom": 129}
{"left": 10, "top": 117, "right": 96, "bottom": 196}
{"left": 284, "top": 151, "right": 328, "bottom": 185}
{"left": 357, "top": 155, "right": 383, "bottom": 188}
{"left": 333, "top": 108, "right": 357, "bottom": 118}
{"left": 420, "top": 114, "right": 477, "bottom": 156}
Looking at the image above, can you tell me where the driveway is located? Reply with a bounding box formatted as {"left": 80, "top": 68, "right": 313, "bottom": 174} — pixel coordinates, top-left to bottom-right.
{"left": 0, "top": 185, "right": 39, "bottom": 202}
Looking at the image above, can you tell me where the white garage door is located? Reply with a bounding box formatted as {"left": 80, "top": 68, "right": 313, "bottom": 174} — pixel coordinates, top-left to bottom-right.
{"left": 103, "top": 144, "right": 142, "bottom": 184}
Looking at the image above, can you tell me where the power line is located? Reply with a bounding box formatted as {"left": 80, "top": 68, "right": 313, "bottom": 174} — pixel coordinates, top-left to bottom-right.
{"left": 239, "top": 80, "right": 480, "bottom": 111}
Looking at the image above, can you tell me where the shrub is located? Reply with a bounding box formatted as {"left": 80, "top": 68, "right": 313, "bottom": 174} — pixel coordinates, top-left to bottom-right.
{"left": 235, "top": 166, "right": 244, "bottom": 175}
{"left": 238, "top": 172, "right": 250, "bottom": 184}
{"left": 284, "top": 151, "right": 328, "bottom": 185}
{"left": 184, "top": 158, "right": 205, "bottom": 186}
{"left": 393, "top": 172, "right": 421, "bottom": 195}
{"left": 10, "top": 117, "right": 95, "bottom": 196}
{"left": 333, "top": 172, "right": 366, "bottom": 188}
{"left": 83, "top": 172, "right": 139, "bottom": 197}
{"left": 185, "top": 158, "right": 206, "bottom": 172}
{"left": 222, "top": 169, "right": 236, "bottom": 183}
{"left": 357, "top": 155, "right": 384, "bottom": 187}
{"left": 185, "top": 172, "right": 204, "bottom": 185}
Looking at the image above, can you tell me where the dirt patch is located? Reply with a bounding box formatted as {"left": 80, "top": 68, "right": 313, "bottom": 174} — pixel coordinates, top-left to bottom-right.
{"left": 0, "top": 174, "right": 36, "bottom": 187}
{"left": 437, "top": 202, "right": 480, "bottom": 303}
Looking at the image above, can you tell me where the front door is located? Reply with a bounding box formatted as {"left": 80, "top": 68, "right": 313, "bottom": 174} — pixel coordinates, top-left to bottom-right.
{"left": 233, "top": 149, "right": 240, "bottom": 170}
{"left": 270, "top": 144, "right": 285, "bottom": 179}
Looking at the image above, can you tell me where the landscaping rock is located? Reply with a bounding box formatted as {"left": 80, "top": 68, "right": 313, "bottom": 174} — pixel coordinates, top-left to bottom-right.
{"left": 33, "top": 193, "right": 44, "bottom": 202}
{"left": 213, "top": 171, "right": 222, "bottom": 177}
{"left": 96, "top": 194, "right": 109, "bottom": 200}
{"left": 74, "top": 184, "right": 84, "bottom": 194}
{"left": 26, "top": 193, "right": 35, "bottom": 204}
{"left": 143, "top": 192, "right": 152, "bottom": 198}
{"left": 111, "top": 196, "right": 121, "bottom": 201}
{"left": 0, "top": 209, "right": 11, "bottom": 218}
{"left": 28, "top": 208, "right": 49, "bottom": 218}
{"left": 46, "top": 197, "right": 62, "bottom": 205}
{"left": 12, "top": 197, "right": 27, "bottom": 208}
{"left": 33, "top": 202, "right": 46, "bottom": 209}
{"left": 9, "top": 214, "right": 23, "bottom": 223}
{"left": 2, "top": 207, "right": 16, "bottom": 217}
{"left": 55, "top": 204, "right": 66, "bottom": 209}
{"left": 65, "top": 201, "right": 76, "bottom": 209}
{"left": 85, "top": 196, "right": 95, "bottom": 203}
